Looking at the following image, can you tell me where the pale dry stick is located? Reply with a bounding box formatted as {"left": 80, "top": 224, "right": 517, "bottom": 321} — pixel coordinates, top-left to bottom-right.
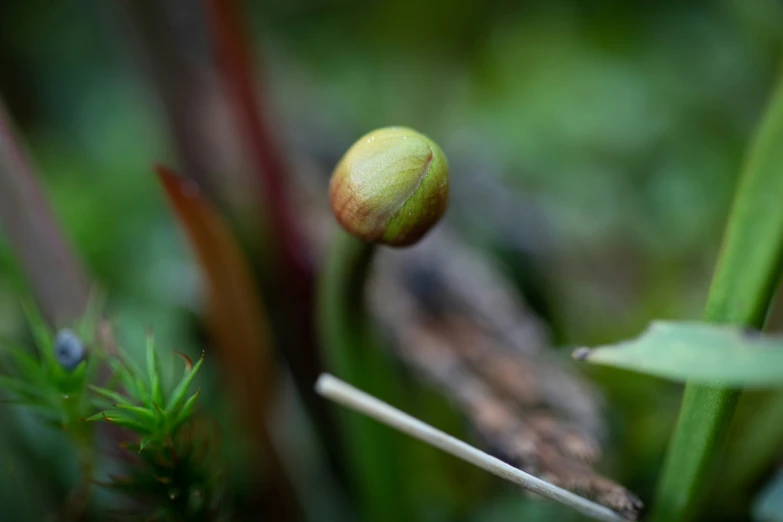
{"left": 315, "top": 373, "right": 631, "bottom": 522}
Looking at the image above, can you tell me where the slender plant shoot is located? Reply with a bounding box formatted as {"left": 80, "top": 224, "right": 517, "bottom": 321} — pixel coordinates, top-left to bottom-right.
{"left": 653, "top": 70, "right": 783, "bottom": 521}
{"left": 318, "top": 126, "right": 449, "bottom": 522}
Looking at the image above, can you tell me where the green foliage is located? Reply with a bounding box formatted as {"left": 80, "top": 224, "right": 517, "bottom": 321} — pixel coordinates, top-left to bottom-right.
{"left": 84, "top": 332, "right": 221, "bottom": 521}
{"left": 102, "top": 418, "right": 229, "bottom": 522}
{"left": 87, "top": 333, "right": 203, "bottom": 451}
{"left": 0, "top": 300, "right": 219, "bottom": 521}
{"left": 3, "top": 2, "right": 783, "bottom": 521}
{"left": 0, "top": 302, "right": 100, "bottom": 429}
{"left": 653, "top": 71, "right": 783, "bottom": 522}
{"left": 577, "top": 321, "right": 783, "bottom": 387}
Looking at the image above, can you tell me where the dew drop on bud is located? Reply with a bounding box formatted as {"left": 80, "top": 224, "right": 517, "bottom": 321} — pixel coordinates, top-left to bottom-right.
{"left": 55, "top": 329, "right": 86, "bottom": 371}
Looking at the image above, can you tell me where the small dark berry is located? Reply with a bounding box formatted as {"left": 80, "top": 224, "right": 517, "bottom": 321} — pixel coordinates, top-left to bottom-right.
{"left": 55, "top": 329, "right": 86, "bottom": 371}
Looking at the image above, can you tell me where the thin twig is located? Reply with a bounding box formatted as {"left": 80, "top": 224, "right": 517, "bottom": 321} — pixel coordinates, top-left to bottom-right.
{"left": 315, "top": 373, "right": 631, "bottom": 522}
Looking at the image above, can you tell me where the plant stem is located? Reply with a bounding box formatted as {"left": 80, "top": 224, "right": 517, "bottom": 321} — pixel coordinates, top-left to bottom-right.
{"left": 317, "top": 229, "right": 412, "bottom": 522}
{"left": 316, "top": 373, "right": 630, "bottom": 522}
{"left": 206, "top": 0, "right": 307, "bottom": 269}
{"left": 652, "top": 72, "right": 783, "bottom": 522}
{"left": 205, "top": 0, "right": 339, "bottom": 477}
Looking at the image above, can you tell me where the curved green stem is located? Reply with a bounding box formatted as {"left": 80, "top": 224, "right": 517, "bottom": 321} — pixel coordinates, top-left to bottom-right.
{"left": 652, "top": 71, "right": 783, "bottom": 522}
{"left": 318, "top": 229, "right": 413, "bottom": 522}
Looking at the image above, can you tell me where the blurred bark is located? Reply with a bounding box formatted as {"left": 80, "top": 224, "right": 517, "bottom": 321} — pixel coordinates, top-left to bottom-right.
{"left": 297, "top": 155, "right": 644, "bottom": 517}
{"left": 0, "top": 99, "right": 89, "bottom": 325}
{"left": 369, "top": 231, "right": 643, "bottom": 520}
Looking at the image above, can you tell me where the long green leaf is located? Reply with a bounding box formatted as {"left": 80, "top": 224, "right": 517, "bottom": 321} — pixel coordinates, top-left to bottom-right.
{"left": 652, "top": 71, "right": 783, "bottom": 522}
{"left": 577, "top": 321, "right": 783, "bottom": 387}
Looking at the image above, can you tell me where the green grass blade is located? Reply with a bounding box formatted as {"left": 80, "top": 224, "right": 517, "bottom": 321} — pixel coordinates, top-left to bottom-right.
{"left": 652, "top": 71, "right": 783, "bottom": 522}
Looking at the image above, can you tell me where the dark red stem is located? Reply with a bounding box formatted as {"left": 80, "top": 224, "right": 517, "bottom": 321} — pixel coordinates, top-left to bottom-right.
{"left": 206, "top": 0, "right": 308, "bottom": 275}
{"left": 205, "top": 0, "right": 345, "bottom": 483}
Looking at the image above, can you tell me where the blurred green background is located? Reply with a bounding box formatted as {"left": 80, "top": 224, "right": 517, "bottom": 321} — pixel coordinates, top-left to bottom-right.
{"left": 0, "top": 0, "right": 782, "bottom": 521}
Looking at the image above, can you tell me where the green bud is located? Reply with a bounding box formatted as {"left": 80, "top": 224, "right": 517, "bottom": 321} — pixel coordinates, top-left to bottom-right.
{"left": 329, "top": 127, "right": 449, "bottom": 247}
